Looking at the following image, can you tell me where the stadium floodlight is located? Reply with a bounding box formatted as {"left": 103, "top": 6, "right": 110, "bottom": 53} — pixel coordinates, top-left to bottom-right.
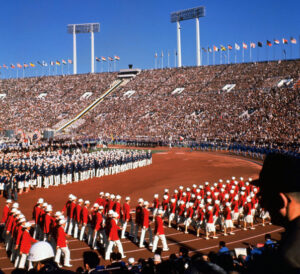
{"left": 170, "top": 7, "right": 205, "bottom": 67}
{"left": 67, "top": 23, "right": 100, "bottom": 74}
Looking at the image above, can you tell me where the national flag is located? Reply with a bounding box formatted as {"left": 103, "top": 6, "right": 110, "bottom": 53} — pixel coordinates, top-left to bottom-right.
{"left": 108, "top": 56, "right": 114, "bottom": 61}
{"left": 220, "top": 45, "right": 226, "bottom": 51}
{"left": 257, "top": 41, "right": 263, "bottom": 47}
{"left": 56, "top": 61, "right": 60, "bottom": 65}
{"left": 213, "top": 45, "right": 219, "bottom": 52}
{"left": 235, "top": 43, "right": 240, "bottom": 50}
{"left": 274, "top": 39, "right": 280, "bottom": 45}
{"left": 250, "top": 42, "right": 256, "bottom": 48}
{"left": 68, "top": 59, "right": 72, "bottom": 64}
{"left": 208, "top": 47, "right": 212, "bottom": 53}
{"left": 101, "top": 57, "right": 106, "bottom": 61}
{"left": 291, "top": 37, "right": 297, "bottom": 44}
{"left": 161, "top": 51, "right": 164, "bottom": 57}
{"left": 95, "top": 57, "right": 101, "bottom": 62}
{"left": 30, "top": 62, "right": 35, "bottom": 67}
{"left": 42, "top": 61, "right": 48, "bottom": 67}
{"left": 10, "top": 64, "right": 15, "bottom": 69}
{"left": 282, "top": 38, "right": 288, "bottom": 44}
{"left": 17, "top": 63, "right": 22, "bottom": 68}
{"left": 37, "top": 61, "right": 43, "bottom": 66}
{"left": 62, "top": 59, "right": 67, "bottom": 65}
{"left": 155, "top": 52, "right": 158, "bottom": 58}
{"left": 202, "top": 47, "right": 207, "bottom": 52}
{"left": 243, "top": 42, "right": 248, "bottom": 49}
{"left": 114, "top": 55, "right": 120, "bottom": 60}
{"left": 0, "top": 65, "right": 1, "bottom": 69}
{"left": 3, "top": 64, "right": 8, "bottom": 69}
{"left": 266, "top": 40, "right": 272, "bottom": 46}
{"left": 50, "top": 61, "right": 55, "bottom": 66}
{"left": 228, "top": 45, "right": 233, "bottom": 50}
{"left": 23, "top": 63, "right": 28, "bottom": 68}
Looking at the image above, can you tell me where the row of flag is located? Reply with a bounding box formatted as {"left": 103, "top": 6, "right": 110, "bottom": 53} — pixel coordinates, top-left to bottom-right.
{"left": 0, "top": 59, "right": 73, "bottom": 69}
{"left": 202, "top": 37, "right": 297, "bottom": 53}
{"left": 95, "top": 56, "right": 120, "bottom": 62}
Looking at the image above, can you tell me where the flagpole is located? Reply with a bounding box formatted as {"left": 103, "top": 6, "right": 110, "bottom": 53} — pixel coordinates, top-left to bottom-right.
{"left": 242, "top": 47, "right": 244, "bottom": 63}
{"left": 250, "top": 44, "right": 252, "bottom": 62}
{"left": 174, "top": 49, "right": 177, "bottom": 68}
{"left": 207, "top": 50, "right": 209, "bottom": 66}
{"left": 235, "top": 48, "right": 237, "bottom": 64}
{"left": 213, "top": 50, "right": 215, "bottom": 65}
{"left": 168, "top": 52, "right": 170, "bottom": 68}
{"left": 228, "top": 49, "right": 230, "bottom": 64}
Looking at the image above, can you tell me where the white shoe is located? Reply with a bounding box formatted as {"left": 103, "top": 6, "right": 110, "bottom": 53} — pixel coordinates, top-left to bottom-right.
{"left": 57, "top": 264, "right": 62, "bottom": 268}
{"left": 250, "top": 227, "right": 255, "bottom": 230}
{"left": 243, "top": 228, "right": 247, "bottom": 231}
{"left": 212, "top": 236, "right": 218, "bottom": 239}
{"left": 163, "top": 248, "right": 169, "bottom": 251}
{"left": 205, "top": 237, "right": 209, "bottom": 240}
{"left": 223, "top": 233, "right": 228, "bottom": 236}
{"left": 64, "top": 264, "right": 73, "bottom": 268}
{"left": 122, "top": 255, "right": 126, "bottom": 259}
{"left": 139, "top": 245, "right": 145, "bottom": 248}
{"left": 149, "top": 243, "right": 153, "bottom": 247}
{"left": 184, "top": 231, "right": 188, "bottom": 234}
{"left": 229, "top": 232, "right": 235, "bottom": 235}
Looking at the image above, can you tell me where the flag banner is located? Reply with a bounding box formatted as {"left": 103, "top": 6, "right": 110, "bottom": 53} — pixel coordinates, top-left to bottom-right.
{"left": 235, "top": 43, "right": 240, "bottom": 50}
{"left": 161, "top": 51, "right": 164, "bottom": 57}
{"left": 250, "top": 42, "right": 256, "bottom": 48}
{"left": 220, "top": 45, "right": 226, "bottom": 51}
{"left": 56, "top": 61, "right": 60, "bottom": 65}
{"left": 213, "top": 45, "right": 219, "bottom": 52}
{"left": 0, "top": 66, "right": 1, "bottom": 69}
{"left": 282, "top": 38, "right": 288, "bottom": 44}
{"left": 3, "top": 64, "right": 8, "bottom": 68}
{"left": 101, "top": 57, "right": 107, "bottom": 61}
{"left": 62, "top": 59, "right": 67, "bottom": 65}
{"left": 10, "top": 64, "right": 15, "bottom": 69}
{"left": 114, "top": 55, "right": 120, "bottom": 60}
{"left": 37, "top": 61, "right": 43, "bottom": 66}
{"left": 95, "top": 57, "right": 101, "bottom": 62}
{"left": 274, "top": 39, "right": 280, "bottom": 45}
{"left": 257, "top": 41, "right": 263, "bottom": 47}
{"left": 243, "top": 42, "right": 248, "bottom": 49}
{"left": 291, "top": 37, "right": 297, "bottom": 44}
{"left": 208, "top": 47, "right": 212, "bottom": 53}
{"left": 202, "top": 47, "right": 207, "bottom": 52}
{"left": 266, "top": 40, "right": 272, "bottom": 46}
{"left": 108, "top": 56, "right": 114, "bottom": 61}
{"left": 17, "top": 63, "right": 22, "bottom": 68}
{"left": 30, "top": 62, "right": 35, "bottom": 67}
{"left": 42, "top": 61, "right": 48, "bottom": 67}
{"left": 68, "top": 59, "right": 72, "bottom": 64}
{"left": 23, "top": 63, "right": 28, "bottom": 68}
{"left": 50, "top": 61, "right": 55, "bottom": 66}
{"left": 155, "top": 52, "right": 158, "bottom": 58}
{"left": 228, "top": 45, "right": 233, "bottom": 50}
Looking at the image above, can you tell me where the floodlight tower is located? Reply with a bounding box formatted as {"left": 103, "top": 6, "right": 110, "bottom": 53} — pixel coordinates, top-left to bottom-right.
{"left": 67, "top": 23, "right": 100, "bottom": 74}
{"left": 171, "top": 7, "right": 205, "bottom": 67}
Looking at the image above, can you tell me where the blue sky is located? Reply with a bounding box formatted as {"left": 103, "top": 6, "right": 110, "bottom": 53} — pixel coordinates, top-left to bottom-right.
{"left": 0, "top": 0, "right": 299, "bottom": 77}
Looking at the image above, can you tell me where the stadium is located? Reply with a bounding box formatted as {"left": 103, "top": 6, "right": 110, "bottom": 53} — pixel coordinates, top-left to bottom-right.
{"left": 0, "top": 1, "right": 299, "bottom": 273}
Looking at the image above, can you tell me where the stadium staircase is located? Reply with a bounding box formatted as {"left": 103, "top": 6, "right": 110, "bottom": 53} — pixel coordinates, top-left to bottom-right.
{"left": 55, "top": 79, "right": 124, "bottom": 133}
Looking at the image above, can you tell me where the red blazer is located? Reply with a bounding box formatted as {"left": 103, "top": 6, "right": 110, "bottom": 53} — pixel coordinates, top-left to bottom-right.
{"left": 56, "top": 226, "right": 67, "bottom": 248}
{"left": 69, "top": 202, "right": 76, "bottom": 218}
{"left": 74, "top": 204, "right": 82, "bottom": 222}
{"left": 135, "top": 205, "right": 143, "bottom": 225}
{"left": 6, "top": 215, "right": 15, "bottom": 233}
{"left": 113, "top": 202, "right": 121, "bottom": 217}
{"left": 81, "top": 206, "right": 89, "bottom": 225}
{"left": 154, "top": 216, "right": 164, "bottom": 235}
{"left": 1, "top": 205, "right": 10, "bottom": 224}
{"left": 122, "top": 203, "right": 130, "bottom": 222}
{"left": 94, "top": 212, "right": 103, "bottom": 231}
{"left": 142, "top": 208, "right": 149, "bottom": 228}
{"left": 16, "top": 226, "right": 23, "bottom": 246}
{"left": 109, "top": 218, "right": 120, "bottom": 241}
{"left": 20, "top": 230, "right": 37, "bottom": 254}
{"left": 43, "top": 213, "right": 52, "bottom": 234}
{"left": 32, "top": 205, "right": 41, "bottom": 224}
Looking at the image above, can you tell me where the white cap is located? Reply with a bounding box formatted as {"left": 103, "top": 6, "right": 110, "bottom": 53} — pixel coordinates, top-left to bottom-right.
{"left": 179, "top": 186, "right": 183, "bottom": 190}
{"left": 157, "top": 209, "right": 163, "bottom": 215}
{"left": 207, "top": 198, "right": 212, "bottom": 203}
{"left": 232, "top": 176, "right": 235, "bottom": 180}
{"left": 207, "top": 191, "right": 211, "bottom": 196}
{"left": 58, "top": 215, "right": 65, "bottom": 220}
{"left": 248, "top": 178, "right": 252, "bottom": 182}
{"left": 99, "top": 192, "right": 104, "bottom": 196}
{"left": 28, "top": 242, "right": 54, "bottom": 262}
{"left": 116, "top": 195, "right": 121, "bottom": 200}
{"left": 205, "top": 182, "right": 209, "bottom": 185}
{"left": 164, "top": 188, "right": 169, "bottom": 193}
{"left": 37, "top": 198, "right": 44, "bottom": 204}
{"left": 113, "top": 212, "right": 119, "bottom": 218}
{"left": 11, "top": 208, "right": 17, "bottom": 213}
{"left": 6, "top": 199, "right": 12, "bottom": 203}
{"left": 215, "top": 200, "right": 220, "bottom": 205}
{"left": 154, "top": 194, "right": 159, "bottom": 198}
{"left": 182, "top": 192, "right": 186, "bottom": 196}
{"left": 105, "top": 193, "right": 110, "bottom": 197}
{"left": 125, "top": 197, "right": 130, "bottom": 201}
{"left": 20, "top": 218, "right": 26, "bottom": 223}
{"left": 108, "top": 210, "right": 114, "bottom": 215}
{"left": 163, "top": 195, "right": 168, "bottom": 200}
{"left": 208, "top": 206, "right": 213, "bottom": 211}
{"left": 186, "top": 203, "right": 190, "bottom": 208}
{"left": 42, "top": 203, "right": 48, "bottom": 207}
{"left": 93, "top": 203, "right": 99, "bottom": 208}
{"left": 143, "top": 201, "right": 149, "bottom": 206}
{"left": 55, "top": 211, "right": 62, "bottom": 217}
{"left": 99, "top": 205, "right": 104, "bottom": 210}
{"left": 59, "top": 219, "right": 66, "bottom": 225}
{"left": 46, "top": 205, "right": 52, "bottom": 212}
{"left": 128, "top": 257, "right": 135, "bottom": 264}
{"left": 12, "top": 202, "right": 19, "bottom": 208}
{"left": 225, "top": 194, "right": 229, "bottom": 199}
{"left": 193, "top": 184, "right": 197, "bottom": 188}
{"left": 78, "top": 198, "right": 84, "bottom": 203}
{"left": 180, "top": 200, "right": 185, "bottom": 205}
{"left": 110, "top": 194, "right": 115, "bottom": 199}
{"left": 234, "top": 196, "right": 239, "bottom": 201}
{"left": 171, "top": 198, "right": 176, "bottom": 203}
{"left": 240, "top": 177, "right": 244, "bottom": 181}
{"left": 174, "top": 189, "right": 178, "bottom": 193}
{"left": 226, "top": 202, "right": 231, "bottom": 207}
{"left": 85, "top": 200, "right": 90, "bottom": 205}
{"left": 138, "top": 198, "right": 144, "bottom": 203}
{"left": 68, "top": 194, "right": 73, "bottom": 199}
{"left": 230, "top": 190, "right": 234, "bottom": 194}
{"left": 197, "top": 196, "right": 201, "bottom": 200}
{"left": 219, "top": 179, "right": 223, "bottom": 183}
{"left": 189, "top": 202, "right": 194, "bottom": 207}
{"left": 186, "top": 187, "right": 190, "bottom": 192}
{"left": 24, "top": 222, "right": 32, "bottom": 228}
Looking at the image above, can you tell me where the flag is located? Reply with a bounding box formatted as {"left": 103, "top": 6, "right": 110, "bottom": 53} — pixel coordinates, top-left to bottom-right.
{"left": 95, "top": 57, "right": 101, "bottom": 62}
{"left": 235, "top": 43, "right": 240, "bottom": 50}
{"left": 243, "top": 42, "right": 248, "bottom": 49}
{"left": 10, "top": 64, "right": 15, "bottom": 69}
{"left": 17, "top": 63, "right": 22, "bottom": 68}
{"left": 266, "top": 40, "right": 272, "bottom": 46}
{"left": 291, "top": 37, "right": 297, "bottom": 44}
{"left": 228, "top": 45, "right": 233, "bottom": 50}
{"left": 108, "top": 56, "right": 114, "bottom": 61}
{"left": 68, "top": 59, "right": 72, "bottom": 64}
{"left": 30, "top": 62, "right": 35, "bottom": 67}
{"left": 202, "top": 47, "right": 207, "bottom": 52}
{"left": 62, "top": 59, "right": 67, "bottom": 65}
{"left": 154, "top": 52, "right": 158, "bottom": 58}
{"left": 213, "top": 45, "right": 219, "bottom": 52}
{"left": 208, "top": 47, "right": 212, "bottom": 53}
{"left": 114, "top": 55, "right": 120, "bottom": 60}
{"left": 23, "top": 63, "right": 28, "bottom": 68}
{"left": 42, "top": 61, "right": 48, "bottom": 67}
{"left": 0, "top": 65, "right": 1, "bottom": 69}
{"left": 161, "top": 51, "right": 164, "bottom": 57}
{"left": 3, "top": 64, "right": 8, "bottom": 69}
{"left": 37, "top": 61, "right": 43, "bottom": 66}
{"left": 274, "top": 39, "right": 280, "bottom": 45}
{"left": 56, "top": 61, "right": 60, "bottom": 65}
{"left": 257, "top": 41, "right": 263, "bottom": 47}
{"left": 101, "top": 57, "right": 106, "bottom": 61}
{"left": 220, "top": 45, "right": 226, "bottom": 51}
{"left": 282, "top": 38, "right": 288, "bottom": 44}
{"left": 250, "top": 42, "right": 256, "bottom": 48}
{"left": 50, "top": 61, "right": 55, "bottom": 66}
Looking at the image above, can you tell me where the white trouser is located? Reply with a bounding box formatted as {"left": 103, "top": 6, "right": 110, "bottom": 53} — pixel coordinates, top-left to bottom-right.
{"left": 105, "top": 240, "right": 125, "bottom": 260}
{"left": 139, "top": 227, "right": 153, "bottom": 247}
{"left": 17, "top": 253, "right": 33, "bottom": 269}
{"left": 79, "top": 224, "right": 88, "bottom": 241}
{"left": 73, "top": 221, "right": 79, "bottom": 238}
{"left": 44, "top": 177, "right": 49, "bottom": 188}
{"left": 49, "top": 176, "right": 54, "bottom": 186}
{"left": 92, "top": 229, "right": 107, "bottom": 248}
{"left": 152, "top": 234, "right": 168, "bottom": 253}
{"left": 74, "top": 173, "right": 79, "bottom": 182}
{"left": 55, "top": 246, "right": 71, "bottom": 266}
{"left": 62, "top": 175, "right": 67, "bottom": 185}
{"left": 67, "top": 219, "right": 75, "bottom": 235}
{"left": 37, "top": 176, "right": 42, "bottom": 188}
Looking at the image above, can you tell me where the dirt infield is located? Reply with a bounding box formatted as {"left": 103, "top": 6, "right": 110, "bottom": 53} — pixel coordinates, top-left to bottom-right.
{"left": 0, "top": 149, "right": 283, "bottom": 272}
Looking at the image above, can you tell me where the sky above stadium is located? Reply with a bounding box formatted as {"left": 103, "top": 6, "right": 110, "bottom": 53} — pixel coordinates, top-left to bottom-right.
{"left": 0, "top": 0, "right": 299, "bottom": 77}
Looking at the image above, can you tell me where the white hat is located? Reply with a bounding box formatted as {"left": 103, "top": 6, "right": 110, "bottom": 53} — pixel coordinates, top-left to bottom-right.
{"left": 219, "top": 179, "right": 223, "bottom": 183}
{"left": 234, "top": 196, "right": 239, "bottom": 201}
{"left": 11, "top": 208, "right": 17, "bottom": 213}
{"left": 174, "top": 189, "right": 178, "bottom": 193}
{"left": 154, "top": 254, "right": 161, "bottom": 262}
{"left": 138, "top": 198, "right": 144, "bottom": 203}
{"left": 99, "top": 192, "right": 104, "bottom": 196}
{"left": 163, "top": 195, "right": 168, "bottom": 200}
{"left": 186, "top": 187, "right": 191, "bottom": 191}
{"left": 179, "top": 186, "right": 183, "bottom": 190}
{"left": 215, "top": 200, "right": 220, "bottom": 205}
{"left": 113, "top": 212, "right": 119, "bottom": 218}
{"left": 59, "top": 219, "right": 66, "bottom": 225}
{"left": 116, "top": 195, "right": 121, "bottom": 200}
{"left": 171, "top": 198, "right": 176, "bottom": 203}
{"left": 37, "top": 198, "right": 44, "bottom": 204}
{"left": 193, "top": 184, "right": 197, "bottom": 188}
{"left": 164, "top": 189, "right": 169, "bottom": 193}
{"left": 55, "top": 211, "right": 62, "bottom": 217}
{"left": 208, "top": 206, "right": 213, "bottom": 211}
{"left": 240, "top": 177, "right": 244, "bottom": 181}
{"left": 12, "top": 202, "right": 19, "bottom": 208}
{"left": 78, "top": 198, "right": 84, "bottom": 203}
{"left": 248, "top": 178, "right": 252, "bottom": 182}
{"left": 232, "top": 176, "right": 235, "bottom": 180}
{"left": 6, "top": 199, "right": 12, "bottom": 203}
{"left": 180, "top": 200, "right": 185, "bottom": 205}
{"left": 110, "top": 194, "right": 115, "bottom": 199}
{"left": 58, "top": 215, "right": 65, "bottom": 220}
{"left": 42, "top": 203, "right": 48, "bottom": 207}
{"left": 68, "top": 194, "right": 73, "bottom": 199}
{"left": 20, "top": 218, "right": 26, "bottom": 223}
{"left": 46, "top": 205, "right": 52, "bottom": 212}
{"left": 207, "top": 191, "right": 211, "bottom": 195}
{"left": 225, "top": 194, "right": 229, "bottom": 199}
{"left": 226, "top": 202, "right": 231, "bottom": 207}
{"left": 157, "top": 209, "right": 163, "bottom": 215}
{"left": 230, "top": 190, "right": 234, "bottom": 194}
{"left": 85, "top": 200, "right": 90, "bottom": 205}
{"left": 28, "top": 242, "right": 54, "bottom": 262}
{"left": 186, "top": 203, "right": 190, "bottom": 208}
{"left": 154, "top": 194, "right": 159, "bottom": 198}
{"left": 182, "top": 192, "right": 187, "bottom": 196}
{"left": 105, "top": 193, "right": 110, "bottom": 197}
{"left": 205, "top": 182, "right": 209, "bottom": 185}
{"left": 125, "top": 197, "right": 130, "bottom": 201}
{"left": 197, "top": 196, "right": 201, "bottom": 200}
{"left": 245, "top": 182, "right": 249, "bottom": 186}
{"left": 189, "top": 202, "right": 194, "bottom": 207}
{"left": 24, "top": 222, "right": 32, "bottom": 228}
{"left": 128, "top": 257, "right": 135, "bottom": 264}
{"left": 207, "top": 198, "right": 212, "bottom": 203}
{"left": 108, "top": 210, "right": 114, "bottom": 215}
{"left": 99, "top": 206, "right": 104, "bottom": 210}
{"left": 143, "top": 201, "right": 149, "bottom": 206}
{"left": 93, "top": 203, "right": 99, "bottom": 208}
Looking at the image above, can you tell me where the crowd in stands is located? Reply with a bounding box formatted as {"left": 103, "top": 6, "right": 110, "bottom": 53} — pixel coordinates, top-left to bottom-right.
{"left": 0, "top": 176, "right": 274, "bottom": 273}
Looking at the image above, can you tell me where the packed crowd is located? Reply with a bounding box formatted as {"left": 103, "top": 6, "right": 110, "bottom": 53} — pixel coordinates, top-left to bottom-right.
{"left": 0, "top": 148, "right": 152, "bottom": 200}
{"left": 0, "top": 176, "right": 271, "bottom": 272}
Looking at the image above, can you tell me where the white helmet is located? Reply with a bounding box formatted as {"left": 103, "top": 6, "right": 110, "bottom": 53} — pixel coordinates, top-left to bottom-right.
{"left": 28, "top": 241, "right": 55, "bottom": 262}
{"left": 179, "top": 186, "right": 183, "bottom": 190}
